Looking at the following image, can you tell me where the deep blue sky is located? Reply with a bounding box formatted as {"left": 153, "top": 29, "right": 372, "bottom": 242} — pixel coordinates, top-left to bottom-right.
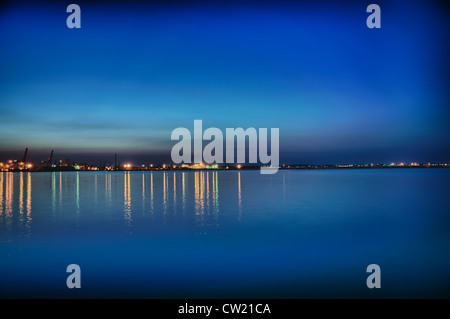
{"left": 0, "top": 0, "right": 449, "bottom": 164}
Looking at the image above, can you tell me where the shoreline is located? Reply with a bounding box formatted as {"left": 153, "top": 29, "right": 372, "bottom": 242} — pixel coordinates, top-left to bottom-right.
{"left": 2, "top": 165, "right": 449, "bottom": 173}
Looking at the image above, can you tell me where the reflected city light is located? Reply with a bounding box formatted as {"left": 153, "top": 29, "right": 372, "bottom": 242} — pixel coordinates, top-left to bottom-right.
{"left": 173, "top": 172, "right": 176, "bottom": 207}
{"left": 194, "top": 171, "right": 209, "bottom": 228}
{"left": 124, "top": 171, "right": 132, "bottom": 232}
{"left": 194, "top": 172, "right": 200, "bottom": 215}
{"left": 182, "top": 172, "right": 186, "bottom": 212}
{"left": 0, "top": 171, "right": 232, "bottom": 239}
{"left": 163, "top": 172, "right": 168, "bottom": 214}
{"left": 214, "top": 171, "right": 219, "bottom": 212}
{"left": 238, "top": 172, "right": 242, "bottom": 219}
{"left": 59, "top": 172, "right": 62, "bottom": 205}
{"left": 5, "top": 173, "right": 13, "bottom": 228}
{"left": 206, "top": 171, "right": 210, "bottom": 210}
{"left": 94, "top": 174, "right": 98, "bottom": 201}
{"left": 150, "top": 172, "right": 154, "bottom": 213}
{"left": 0, "top": 172, "right": 3, "bottom": 216}
{"left": 142, "top": 173, "right": 145, "bottom": 201}
{"left": 52, "top": 172, "right": 56, "bottom": 214}
{"left": 142, "top": 173, "right": 146, "bottom": 212}
{"left": 191, "top": 171, "right": 221, "bottom": 222}
{"left": 26, "top": 172, "right": 32, "bottom": 235}
{"left": 76, "top": 172, "right": 80, "bottom": 213}
{"left": 201, "top": 172, "right": 205, "bottom": 213}
{"left": 105, "top": 173, "right": 112, "bottom": 206}
{"left": 19, "top": 172, "right": 24, "bottom": 216}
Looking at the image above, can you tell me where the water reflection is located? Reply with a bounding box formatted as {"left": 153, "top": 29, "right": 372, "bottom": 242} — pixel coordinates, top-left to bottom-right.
{"left": 105, "top": 173, "right": 111, "bottom": 206}
{"left": 238, "top": 172, "right": 242, "bottom": 219}
{"left": 150, "top": 172, "right": 154, "bottom": 213}
{"left": 2, "top": 170, "right": 450, "bottom": 298}
{"left": 212, "top": 171, "right": 219, "bottom": 224}
{"left": 59, "top": 172, "right": 62, "bottom": 205}
{"left": 94, "top": 174, "right": 98, "bottom": 203}
{"left": 0, "top": 172, "right": 33, "bottom": 237}
{"left": 182, "top": 172, "right": 186, "bottom": 212}
{"left": 76, "top": 172, "right": 80, "bottom": 213}
{"left": 124, "top": 171, "right": 132, "bottom": 232}
{"left": 103, "top": 171, "right": 224, "bottom": 230}
{"left": 19, "top": 172, "right": 24, "bottom": 216}
{"left": 173, "top": 172, "right": 177, "bottom": 213}
{"left": 192, "top": 171, "right": 222, "bottom": 229}
{"left": 5, "top": 172, "right": 13, "bottom": 230}
{"left": 206, "top": 171, "right": 210, "bottom": 211}
{"left": 26, "top": 172, "right": 32, "bottom": 236}
{"left": 194, "top": 172, "right": 204, "bottom": 227}
{"left": 214, "top": 171, "right": 219, "bottom": 213}
{"left": 52, "top": 172, "right": 56, "bottom": 214}
{"left": 194, "top": 172, "right": 204, "bottom": 216}
{"left": 0, "top": 172, "right": 3, "bottom": 216}
{"left": 163, "top": 172, "right": 168, "bottom": 214}
{"left": 0, "top": 171, "right": 244, "bottom": 238}
{"left": 142, "top": 173, "right": 145, "bottom": 211}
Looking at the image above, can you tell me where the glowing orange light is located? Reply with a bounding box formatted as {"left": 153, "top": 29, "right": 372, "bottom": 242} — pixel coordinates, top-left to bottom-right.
{"left": 237, "top": 164, "right": 242, "bottom": 169}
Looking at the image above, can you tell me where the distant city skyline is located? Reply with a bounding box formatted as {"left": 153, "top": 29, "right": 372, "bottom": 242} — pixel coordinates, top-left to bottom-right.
{"left": 1, "top": 1, "right": 449, "bottom": 165}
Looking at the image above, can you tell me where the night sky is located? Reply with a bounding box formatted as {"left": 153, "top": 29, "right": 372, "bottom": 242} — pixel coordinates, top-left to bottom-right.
{"left": 0, "top": 0, "right": 449, "bottom": 165}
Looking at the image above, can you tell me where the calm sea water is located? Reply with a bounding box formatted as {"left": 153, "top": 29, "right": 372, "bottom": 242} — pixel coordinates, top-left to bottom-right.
{"left": 0, "top": 169, "right": 449, "bottom": 298}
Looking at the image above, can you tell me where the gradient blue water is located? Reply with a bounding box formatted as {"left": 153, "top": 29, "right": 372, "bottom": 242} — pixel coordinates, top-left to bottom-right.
{"left": 1, "top": 169, "right": 449, "bottom": 298}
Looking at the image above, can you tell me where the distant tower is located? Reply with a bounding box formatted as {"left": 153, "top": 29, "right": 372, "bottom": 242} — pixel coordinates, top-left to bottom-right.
{"left": 22, "top": 147, "right": 28, "bottom": 163}
{"left": 48, "top": 149, "right": 54, "bottom": 167}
